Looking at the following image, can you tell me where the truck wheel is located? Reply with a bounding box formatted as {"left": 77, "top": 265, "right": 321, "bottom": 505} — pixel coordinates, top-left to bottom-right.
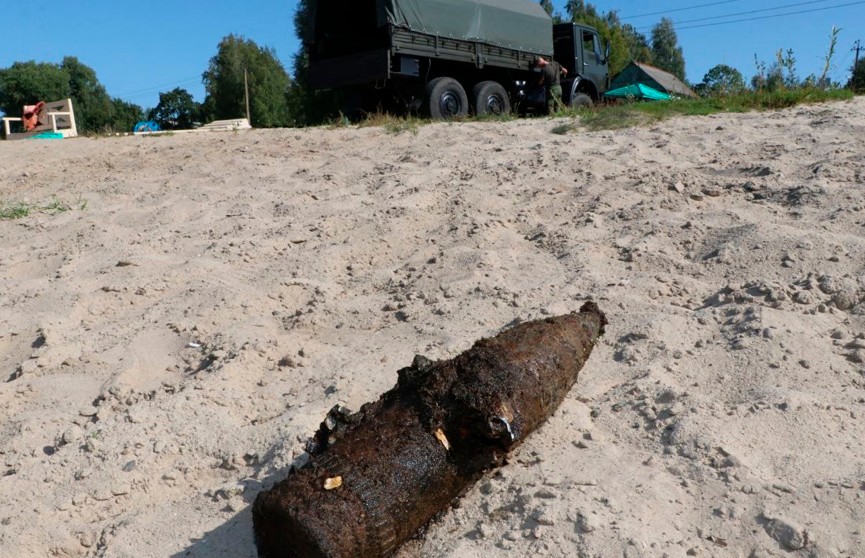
{"left": 472, "top": 81, "right": 511, "bottom": 116}
{"left": 426, "top": 77, "right": 468, "bottom": 120}
{"left": 570, "top": 93, "right": 593, "bottom": 109}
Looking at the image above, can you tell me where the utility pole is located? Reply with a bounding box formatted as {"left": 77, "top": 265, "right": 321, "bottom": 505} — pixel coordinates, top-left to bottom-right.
{"left": 243, "top": 67, "right": 251, "bottom": 124}
{"left": 854, "top": 40, "right": 863, "bottom": 67}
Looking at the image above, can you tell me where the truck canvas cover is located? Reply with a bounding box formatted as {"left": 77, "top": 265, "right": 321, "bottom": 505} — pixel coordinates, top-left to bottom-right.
{"left": 377, "top": 0, "right": 553, "bottom": 54}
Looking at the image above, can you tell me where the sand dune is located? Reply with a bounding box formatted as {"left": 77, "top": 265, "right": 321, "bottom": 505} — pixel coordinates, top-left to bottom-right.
{"left": 1, "top": 97, "right": 864, "bottom": 557}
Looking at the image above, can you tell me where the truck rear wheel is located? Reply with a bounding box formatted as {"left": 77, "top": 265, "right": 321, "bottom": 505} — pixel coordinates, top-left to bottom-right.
{"left": 426, "top": 77, "right": 468, "bottom": 120}
{"left": 472, "top": 81, "right": 511, "bottom": 116}
{"left": 570, "top": 93, "right": 593, "bottom": 109}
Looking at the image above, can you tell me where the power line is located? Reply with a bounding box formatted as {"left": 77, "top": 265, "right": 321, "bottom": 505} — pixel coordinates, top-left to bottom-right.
{"left": 662, "top": 1, "right": 865, "bottom": 31}
{"left": 114, "top": 76, "right": 202, "bottom": 100}
{"left": 677, "top": 1, "right": 865, "bottom": 30}
{"left": 621, "top": 1, "right": 743, "bottom": 20}
{"left": 836, "top": 48, "right": 854, "bottom": 70}
{"left": 639, "top": 0, "right": 838, "bottom": 29}
{"left": 117, "top": 77, "right": 202, "bottom": 99}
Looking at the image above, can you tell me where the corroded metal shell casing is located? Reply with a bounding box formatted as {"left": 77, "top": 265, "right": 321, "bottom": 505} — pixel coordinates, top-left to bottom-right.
{"left": 253, "top": 302, "right": 606, "bottom": 558}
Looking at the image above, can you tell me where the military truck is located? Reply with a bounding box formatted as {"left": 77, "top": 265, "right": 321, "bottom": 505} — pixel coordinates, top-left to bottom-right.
{"left": 306, "top": 0, "right": 609, "bottom": 119}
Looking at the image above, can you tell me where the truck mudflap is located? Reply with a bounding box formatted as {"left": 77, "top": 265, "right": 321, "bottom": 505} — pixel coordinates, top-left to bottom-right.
{"left": 309, "top": 49, "right": 390, "bottom": 90}
{"left": 561, "top": 77, "right": 578, "bottom": 104}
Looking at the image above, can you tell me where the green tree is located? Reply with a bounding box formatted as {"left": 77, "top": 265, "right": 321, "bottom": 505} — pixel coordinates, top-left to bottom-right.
{"left": 61, "top": 56, "right": 115, "bottom": 132}
{"left": 566, "top": 0, "right": 598, "bottom": 20}
{"left": 0, "top": 61, "right": 69, "bottom": 117}
{"left": 849, "top": 58, "right": 865, "bottom": 92}
{"left": 817, "top": 27, "right": 841, "bottom": 87}
{"left": 777, "top": 48, "right": 799, "bottom": 88}
{"left": 752, "top": 49, "right": 798, "bottom": 91}
{"left": 699, "top": 64, "right": 745, "bottom": 96}
{"left": 537, "top": 0, "right": 564, "bottom": 24}
{"left": 0, "top": 57, "right": 137, "bottom": 133}
{"left": 651, "top": 18, "right": 686, "bottom": 80}
{"left": 621, "top": 23, "right": 653, "bottom": 65}
{"left": 751, "top": 54, "right": 771, "bottom": 91}
{"left": 603, "top": 12, "right": 652, "bottom": 73}
{"left": 288, "top": 0, "right": 346, "bottom": 125}
{"left": 287, "top": 0, "right": 313, "bottom": 124}
{"left": 149, "top": 87, "right": 198, "bottom": 130}
{"left": 111, "top": 99, "right": 145, "bottom": 133}
{"left": 202, "top": 34, "right": 292, "bottom": 128}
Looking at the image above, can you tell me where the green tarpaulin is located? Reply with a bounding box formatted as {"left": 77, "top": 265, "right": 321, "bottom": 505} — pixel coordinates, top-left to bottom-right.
{"left": 604, "top": 83, "right": 671, "bottom": 101}
{"left": 378, "top": 0, "right": 552, "bottom": 54}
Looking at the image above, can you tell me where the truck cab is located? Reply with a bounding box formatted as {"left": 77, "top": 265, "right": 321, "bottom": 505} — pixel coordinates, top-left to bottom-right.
{"left": 553, "top": 23, "right": 609, "bottom": 104}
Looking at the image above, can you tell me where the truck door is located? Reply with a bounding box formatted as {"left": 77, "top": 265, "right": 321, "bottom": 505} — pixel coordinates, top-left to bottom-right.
{"left": 577, "top": 28, "right": 606, "bottom": 95}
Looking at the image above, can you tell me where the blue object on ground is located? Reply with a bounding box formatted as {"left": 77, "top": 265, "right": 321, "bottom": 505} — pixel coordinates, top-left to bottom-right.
{"left": 30, "top": 132, "right": 64, "bottom": 139}
{"left": 134, "top": 121, "right": 161, "bottom": 132}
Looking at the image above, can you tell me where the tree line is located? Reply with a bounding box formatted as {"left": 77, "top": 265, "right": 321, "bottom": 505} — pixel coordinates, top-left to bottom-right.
{"left": 1, "top": 1, "right": 863, "bottom": 134}
{"left": 0, "top": 35, "right": 299, "bottom": 135}
{"left": 0, "top": 57, "right": 143, "bottom": 134}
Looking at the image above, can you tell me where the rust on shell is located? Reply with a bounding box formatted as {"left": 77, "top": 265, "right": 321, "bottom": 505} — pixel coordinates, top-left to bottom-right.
{"left": 253, "top": 302, "right": 606, "bottom": 558}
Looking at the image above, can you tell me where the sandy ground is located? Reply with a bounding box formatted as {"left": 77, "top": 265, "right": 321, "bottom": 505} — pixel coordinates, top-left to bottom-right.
{"left": 1, "top": 97, "right": 864, "bottom": 558}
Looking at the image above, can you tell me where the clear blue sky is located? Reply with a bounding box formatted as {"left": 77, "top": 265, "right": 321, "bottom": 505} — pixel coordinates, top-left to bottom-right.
{"left": 2, "top": 0, "right": 863, "bottom": 112}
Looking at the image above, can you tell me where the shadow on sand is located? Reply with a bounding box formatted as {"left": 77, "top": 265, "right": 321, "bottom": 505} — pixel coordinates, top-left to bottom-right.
{"left": 170, "top": 450, "right": 310, "bottom": 558}
{"left": 170, "top": 504, "right": 258, "bottom": 558}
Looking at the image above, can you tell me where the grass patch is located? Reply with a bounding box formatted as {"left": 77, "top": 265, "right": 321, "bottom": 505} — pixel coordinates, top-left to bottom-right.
{"left": 336, "top": 107, "right": 512, "bottom": 133}
{"left": 577, "top": 105, "right": 662, "bottom": 132}
{"left": 42, "top": 196, "right": 72, "bottom": 215}
{"left": 557, "top": 87, "right": 854, "bottom": 133}
{"left": 0, "top": 203, "right": 31, "bottom": 220}
{"left": 551, "top": 122, "right": 577, "bottom": 135}
{"left": 359, "top": 112, "right": 425, "bottom": 135}
{"left": 326, "top": 112, "right": 352, "bottom": 129}
{"left": 0, "top": 195, "right": 87, "bottom": 220}
{"left": 383, "top": 117, "right": 421, "bottom": 135}
{"left": 315, "top": 87, "right": 855, "bottom": 135}
{"left": 473, "top": 111, "right": 517, "bottom": 123}
{"left": 325, "top": 110, "right": 421, "bottom": 131}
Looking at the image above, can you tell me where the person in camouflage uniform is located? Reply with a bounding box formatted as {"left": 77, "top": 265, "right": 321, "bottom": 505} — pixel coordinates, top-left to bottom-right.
{"left": 536, "top": 56, "right": 567, "bottom": 113}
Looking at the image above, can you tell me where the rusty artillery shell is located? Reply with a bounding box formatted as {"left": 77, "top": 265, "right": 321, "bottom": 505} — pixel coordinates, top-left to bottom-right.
{"left": 253, "top": 302, "right": 606, "bottom": 558}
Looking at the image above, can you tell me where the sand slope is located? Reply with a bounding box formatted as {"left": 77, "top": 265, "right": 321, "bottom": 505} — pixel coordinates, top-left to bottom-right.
{"left": 1, "top": 98, "right": 864, "bottom": 557}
